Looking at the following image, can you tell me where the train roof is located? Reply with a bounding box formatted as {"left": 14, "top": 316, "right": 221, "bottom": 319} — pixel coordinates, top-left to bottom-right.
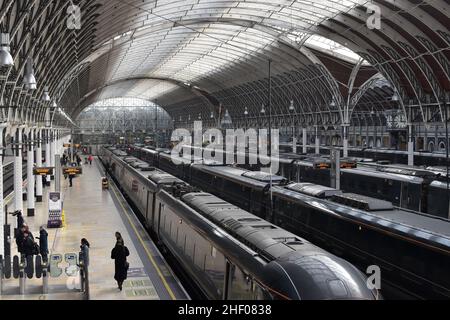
{"left": 430, "top": 180, "right": 450, "bottom": 189}
{"left": 342, "top": 167, "right": 424, "bottom": 184}
{"left": 331, "top": 193, "right": 394, "bottom": 211}
{"left": 191, "top": 164, "right": 285, "bottom": 188}
{"left": 241, "top": 171, "right": 287, "bottom": 183}
{"left": 271, "top": 187, "right": 450, "bottom": 251}
{"left": 148, "top": 172, "right": 184, "bottom": 185}
{"left": 286, "top": 183, "right": 342, "bottom": 199}
{"left": 359, "top": 163, "right": 438, "bottom": 178}
{"left": 182, "top": 192, "right": 312, "bottom": 260}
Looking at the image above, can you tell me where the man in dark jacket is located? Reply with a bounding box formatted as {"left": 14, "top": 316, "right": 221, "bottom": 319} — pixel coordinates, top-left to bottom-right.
{"left": 37, "top": 226, "right": 49, "bottom": 262}
{"left": 22, "top": 233, "right": 35, "bottom": 257}
{"left": 16, "top": 225, "right": 26, "bottom": 255}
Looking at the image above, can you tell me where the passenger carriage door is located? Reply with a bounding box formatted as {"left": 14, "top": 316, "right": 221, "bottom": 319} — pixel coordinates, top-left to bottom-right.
{"left": 145, "top": 190, "right": 150, "bottom": 224}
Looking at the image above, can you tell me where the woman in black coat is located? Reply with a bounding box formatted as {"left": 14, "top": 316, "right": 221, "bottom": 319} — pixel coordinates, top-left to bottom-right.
{"left": 111, "top": 232, "right": 129, "bottom": 291}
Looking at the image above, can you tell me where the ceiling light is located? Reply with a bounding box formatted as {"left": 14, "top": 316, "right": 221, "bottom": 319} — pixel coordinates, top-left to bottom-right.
{"left": 260, "top": 104, "right": 266, "bottom": 114}
{"left": 42, "top": 86, "right": 51, "bottom": 102}
{"left": 289, "top": 100, "right": 295, "bottom": 112}
{"left": 0, "top": 33, "right": 14, "bottom": 67}
{"left": 23, "top": 58, "right": 37, "bottom": 90}
{"left": 391, "top": 92, "right": 400, "bottom": 102}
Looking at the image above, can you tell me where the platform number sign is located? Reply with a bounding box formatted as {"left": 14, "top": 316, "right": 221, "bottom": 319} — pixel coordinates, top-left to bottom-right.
{"left": 67, "top": 4, "right": 81, "bottom": 30}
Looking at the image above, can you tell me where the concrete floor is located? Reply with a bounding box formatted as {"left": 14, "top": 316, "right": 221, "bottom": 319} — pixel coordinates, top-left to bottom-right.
{"left": 0, "top": 158, "right": 184, "bottom": 300}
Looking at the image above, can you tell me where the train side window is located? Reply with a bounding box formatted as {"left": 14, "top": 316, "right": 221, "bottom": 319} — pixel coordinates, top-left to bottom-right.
{"left": 253, "top": 283, "right": 270, "bottom": 300}
{"left": 229, "top": 267, "right": 254, "bottom": 300}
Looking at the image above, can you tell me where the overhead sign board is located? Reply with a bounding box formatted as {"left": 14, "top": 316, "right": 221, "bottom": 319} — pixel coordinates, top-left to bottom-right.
{"left": 33, "top": 167, "right": 54, "bottom": 176}
{"left": 63, "top": 143, "right": 81, "bottom": 148}
{"left": 63, "top": 167, "right": 83, "bottom": 175}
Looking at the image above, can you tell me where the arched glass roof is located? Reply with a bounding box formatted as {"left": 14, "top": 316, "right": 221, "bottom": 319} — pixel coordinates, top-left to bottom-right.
{"left": 88, "top": 97, "right": 160, "bottom": 108}
{"left": 0, "top": 0, "right": 447, "bottom": 127}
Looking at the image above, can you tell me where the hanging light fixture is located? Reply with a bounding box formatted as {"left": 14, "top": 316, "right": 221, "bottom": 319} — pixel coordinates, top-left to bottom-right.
{"left": 260, "top": 104, "right": 266, "bottom": 115}
{"left": 42, "top": 86, "right": 51, "bottom": 102}
{"left": 23, "top": 58, "right": 37, "bottom": 90}
{"left": 221, "top": 109, "right": 233, "bottom": 127}
{"left": 391, "top": 92, "right": 400, "bottom": 102}
{"left": 52, "top": 100, "right": 58, "bottom": 108}
{"left": 289, "top": 100, "right": 295, "bottom": 112}
{"left": 0, "top": 33, "right": 14, "bottom": 66}
{"left": 198, "top": 113, "right": 202, "bottom": 120}
{"left": 244, "top": 107, "right": 248, "bottom": 116}
{"left": 330, "top": 99, "right": 336, "bottom": 108}
{"left": 210, "top": 111, "right": 214, "bottom": 119}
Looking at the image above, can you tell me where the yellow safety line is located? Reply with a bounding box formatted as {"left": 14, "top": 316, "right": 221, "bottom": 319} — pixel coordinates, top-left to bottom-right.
{"left": 109, "top": 183, "right": 177, "bottom": 300}
{"left": 61, "top": 209, "right": 67, "bottom": 228}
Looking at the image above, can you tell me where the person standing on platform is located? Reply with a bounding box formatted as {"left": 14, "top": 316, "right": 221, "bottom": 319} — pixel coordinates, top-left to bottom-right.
{"left": 16, "top": 225, "right": 26, "bottom": 255}
{"left": 22, "top": 232, "right": 35, "bottom": 257}
{"left": 111, "top": 232, "right": 129, "bottom": 291}
{"left": 14, "top": 211, "right": 24, "bottom": 230}
{"left": 69, "top": 173, "right": 74, "bottom": 187}
{"left": 37, "top": 226, "right": 49, "bottom": 262}
{"left": 88, "top": 155, "right": 93, "bottom": 165}
{"left": 80, "top": 238, "right": 90, "bottom": 268}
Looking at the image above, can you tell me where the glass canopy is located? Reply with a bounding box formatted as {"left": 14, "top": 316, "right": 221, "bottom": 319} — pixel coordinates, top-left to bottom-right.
{"left": 93, "top": 0, "right": 370, "bottom": 91}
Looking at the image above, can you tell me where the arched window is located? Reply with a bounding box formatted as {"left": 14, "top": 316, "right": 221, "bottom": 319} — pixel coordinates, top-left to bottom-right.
{"left": 428, "top": 141, "right": 435, "bottom": 152}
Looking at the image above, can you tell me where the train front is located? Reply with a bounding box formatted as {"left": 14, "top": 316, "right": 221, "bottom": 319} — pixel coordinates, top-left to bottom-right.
{"left": 260, "top": 251, "right": 382, "bottom": 300}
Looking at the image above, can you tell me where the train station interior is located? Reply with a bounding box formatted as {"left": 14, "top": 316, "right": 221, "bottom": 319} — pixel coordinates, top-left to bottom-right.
{"left": 0, "top": 0, "right": 449, "bottom": 304}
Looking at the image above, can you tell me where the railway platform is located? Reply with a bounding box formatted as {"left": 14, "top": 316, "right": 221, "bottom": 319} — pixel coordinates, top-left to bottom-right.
{"left": 0, "top": 158, "right": 188, "bottom": 301}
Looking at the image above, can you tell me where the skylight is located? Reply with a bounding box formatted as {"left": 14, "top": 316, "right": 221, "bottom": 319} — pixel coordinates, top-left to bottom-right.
{"left": 304, "top": 35, "right": 370, "bottom": 65}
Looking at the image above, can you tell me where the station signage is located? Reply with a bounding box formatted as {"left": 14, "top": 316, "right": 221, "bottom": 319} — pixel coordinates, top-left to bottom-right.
{"left": 63, "top": 167, "right": 83, "bottom": 175}
{"left": 63, "top": 143, "right": 81, "bottom": 148}
{"left": 33, "top": 167, "right": 54, "bottom": 176}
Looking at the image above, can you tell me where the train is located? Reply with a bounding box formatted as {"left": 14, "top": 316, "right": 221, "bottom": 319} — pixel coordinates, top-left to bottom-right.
{"left": 123, "top": 144, "right": 450, "bottom": 299}
{"left": 3, "top": 161, "right": 28, "bottom": 199}
{"left": 279, "top": 143, "right": 450, "bottom": 167}
{"left": 155, "top": 144, "right": 450, "bottom": 219}
{"left": 100, "top": 146, "right": 380, "bottom": 300}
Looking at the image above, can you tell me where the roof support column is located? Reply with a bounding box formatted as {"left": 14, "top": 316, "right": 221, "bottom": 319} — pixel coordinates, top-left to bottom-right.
{"left": 343, "top": 124, "right": 349, "bottom": 158}
{"left": 408, "top": 123, "right": 414, "bottom": 166}
{"left": 315, "top": 126, "right": 320, "bottom": 155}
{"left": 45, "top": 129, "right": 51, "bottom": 184}
{"left": 50, "top": 130, "right": 55, "bottom": 181}
{"left": 36, "top": 129, "right": 43, "bottom": 202}
{"left": 0, "top": 125, "right": 5, "bottom": 257}
{"left": 302, "top": 128, "right": 307, "bottom": 154}
{"left": 27, "top": 130, "right": 35, "bottom": 217}
{"left": 14, "top": 128, "right": 24, "bottom": 214}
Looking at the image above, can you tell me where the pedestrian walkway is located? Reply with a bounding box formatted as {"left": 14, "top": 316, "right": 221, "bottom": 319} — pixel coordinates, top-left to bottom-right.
{"left": 0, "top": 158, "right": 188, "bottom": 300}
